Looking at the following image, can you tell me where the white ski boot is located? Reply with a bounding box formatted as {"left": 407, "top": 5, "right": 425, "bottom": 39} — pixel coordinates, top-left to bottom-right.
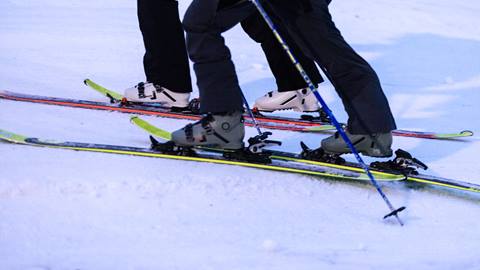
{"left": 171, "top": 111, "right": 245, "bottom": 150}
{"left": 253, "top": 88, "right": 320, "bottom": 112}
{"left": 124, "top": 82, "right": 190, "bottom": 108}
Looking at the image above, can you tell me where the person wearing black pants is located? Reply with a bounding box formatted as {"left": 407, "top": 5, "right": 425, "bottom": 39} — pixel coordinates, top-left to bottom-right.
{"left": 241, "top": 10, "right": 324, "bottom": 113}
{"left": 125, "top": 0, "right": 323, "bottom": 113}
{"left": 137, "top": 0, "right": 192, "bottom": 93}
{"left": 172, "top": 0, "right": 397, "bottom": 157}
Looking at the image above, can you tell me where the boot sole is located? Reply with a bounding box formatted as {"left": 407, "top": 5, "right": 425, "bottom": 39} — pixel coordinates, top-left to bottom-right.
{"left": 324, "top": 148, "right": 393, "bottom": 158}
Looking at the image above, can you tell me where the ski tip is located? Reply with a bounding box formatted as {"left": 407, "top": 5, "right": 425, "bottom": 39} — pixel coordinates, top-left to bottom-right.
{"left": 0, "top": 129, "right": 28, "bottom": 143}
{"left": 83, "top": 78, "right": 90, "bottom": 85}
{"left": 435, "top": 130, "right": 474, "bottom": 139}
{"left": 130, "top": 116, "right": 139, "bottom": 123}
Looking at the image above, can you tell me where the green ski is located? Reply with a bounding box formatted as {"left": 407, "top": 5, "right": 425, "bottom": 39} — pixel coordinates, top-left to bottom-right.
{"left": 129, "top": 116, "right": 480, "bottom": 194}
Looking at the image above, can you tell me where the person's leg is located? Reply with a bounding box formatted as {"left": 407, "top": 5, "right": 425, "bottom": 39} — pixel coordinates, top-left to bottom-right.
{"left": 171, "top": 1, "right": 257, "bottom": 149}
{"left": 240, "top": 10, "right": 323, "bottom": 112}
{"left": 124, "top": 0, "right": 191, "bottom": 107}
{"left": 138, "top": 0, "right": 192, "bottom": 93}
{"left": 240, "top": 11, "right": 323, "bottom": 93}
{"left": 271, "top": 0, "right": 396, "bottom": 134}
{"left": 265, "top": 0, "right": 395, "bottom": 156}
{"left": 183, "top": 0, "right": 257, "bottom": 114}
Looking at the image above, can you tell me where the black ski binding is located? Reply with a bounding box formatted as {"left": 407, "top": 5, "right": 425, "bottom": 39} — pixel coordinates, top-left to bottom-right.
{"left": 371, "top": 149, "right": 428, "bottom": 175}
{"left": 171, "top": 98, "right": 201, "bottom": 114}
{"left": 300, "top": 109, "right": 331, "bottom": 123}
{"left": 104, "top": 92, "right": 123, "bottom": 104}
{"left": 221, "top": 132, "right": 280, "bottom": 164}
{"left": 299, "top": 142, "right": 345, "bottom": 164}
{"left": 187, "top": 98, "right": 201, "bottom": 114}
{"left": 149, "top": 136, "right": 197, "bottom": 156}
{"left": 247, "top": 132, "right": 282, "bottom": 153}
{"left": 223, "top": 148, "right": 272, "bottom": 164}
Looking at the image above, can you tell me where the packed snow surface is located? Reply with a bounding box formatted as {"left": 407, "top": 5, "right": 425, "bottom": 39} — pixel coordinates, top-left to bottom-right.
{"left": 1, "top": 0, "right": 479, "bottom": 269}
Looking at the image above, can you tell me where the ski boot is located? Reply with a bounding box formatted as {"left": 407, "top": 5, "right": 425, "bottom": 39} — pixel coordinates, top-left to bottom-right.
{"left": 170, "top": 111, "right": 274, "bottom": 163}
{"left": 171, "top": 111, "right": 245, "bottom": 150}
{"left": 253, "top": 88, "right": 320, "bottom": 112}
{"left": 321, "top": 130, "right": 393, "bottom": 158}
{"left": 124, "top": 82, "right": 190, "bottom": 108}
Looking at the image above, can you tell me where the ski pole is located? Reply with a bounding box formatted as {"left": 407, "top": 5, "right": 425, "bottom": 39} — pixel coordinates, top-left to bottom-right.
{"left": 240, "top": 90, "right": 282, "bottom": 152}
{"left": 240, "top": 91, "right": 263, "bottom": 136}
{"left": 250, "top": 0, "right": 405, "bottom": 225}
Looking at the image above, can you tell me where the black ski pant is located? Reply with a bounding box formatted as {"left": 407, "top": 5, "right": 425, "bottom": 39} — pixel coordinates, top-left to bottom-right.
{"left": 241, "top": 10, "right": 323, "bottom": 93}
{"left": 138, "top": 0, "right": 192, "bottom": 93}
{"left": 138, "top": 0, "right": 322, "bottom": 95}
{"left": 183, "top": 0, "right": 396, "bottom": 133}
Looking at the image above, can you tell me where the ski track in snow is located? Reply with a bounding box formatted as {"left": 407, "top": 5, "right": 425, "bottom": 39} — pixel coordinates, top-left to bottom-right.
{"left": 1, "top": 1, "right": 480, "bottom": 269}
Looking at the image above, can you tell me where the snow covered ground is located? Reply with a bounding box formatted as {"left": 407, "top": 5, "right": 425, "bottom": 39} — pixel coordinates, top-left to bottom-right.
{"left": 1, "top": 0, "right": 480, "bottom": 269}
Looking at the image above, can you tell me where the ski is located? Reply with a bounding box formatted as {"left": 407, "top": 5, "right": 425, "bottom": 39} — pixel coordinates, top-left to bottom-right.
{"left": 0, "top": 82, "right": 474, "bottom": 139}
{"left": 84, "top": 79, "right": 474, "bottom": 140}
{"left": 0, "top": 128, "right": 401, "bottom": 182}
{"left": 0, "top": 90, "right": 334, "bottom": 133}
{"left": 129, "top": 116, "right": 480, "bottom": 194}
{"left": 1, "top": 128, "right": 479, "bottom": 194}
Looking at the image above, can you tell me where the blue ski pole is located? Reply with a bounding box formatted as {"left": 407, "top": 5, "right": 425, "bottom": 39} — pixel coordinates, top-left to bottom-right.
{"left": 240, "top": 91, "right": 263, "bottom": 136}
{"left": 250, "top": 0, "right": 405, "bottom": 225}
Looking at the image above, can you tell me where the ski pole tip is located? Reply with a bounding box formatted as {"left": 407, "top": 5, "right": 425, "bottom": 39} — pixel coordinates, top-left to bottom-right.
{"left": 383, "top": 206, "right": 406, "bottom": 220}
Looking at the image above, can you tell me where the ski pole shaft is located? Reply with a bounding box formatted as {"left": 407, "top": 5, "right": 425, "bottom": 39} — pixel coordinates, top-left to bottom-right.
{"left": 250, "top": 0, "right": 404, "bottom": 225}
{"left": 240, "top": 91, "right": 263, "bottom": 136}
